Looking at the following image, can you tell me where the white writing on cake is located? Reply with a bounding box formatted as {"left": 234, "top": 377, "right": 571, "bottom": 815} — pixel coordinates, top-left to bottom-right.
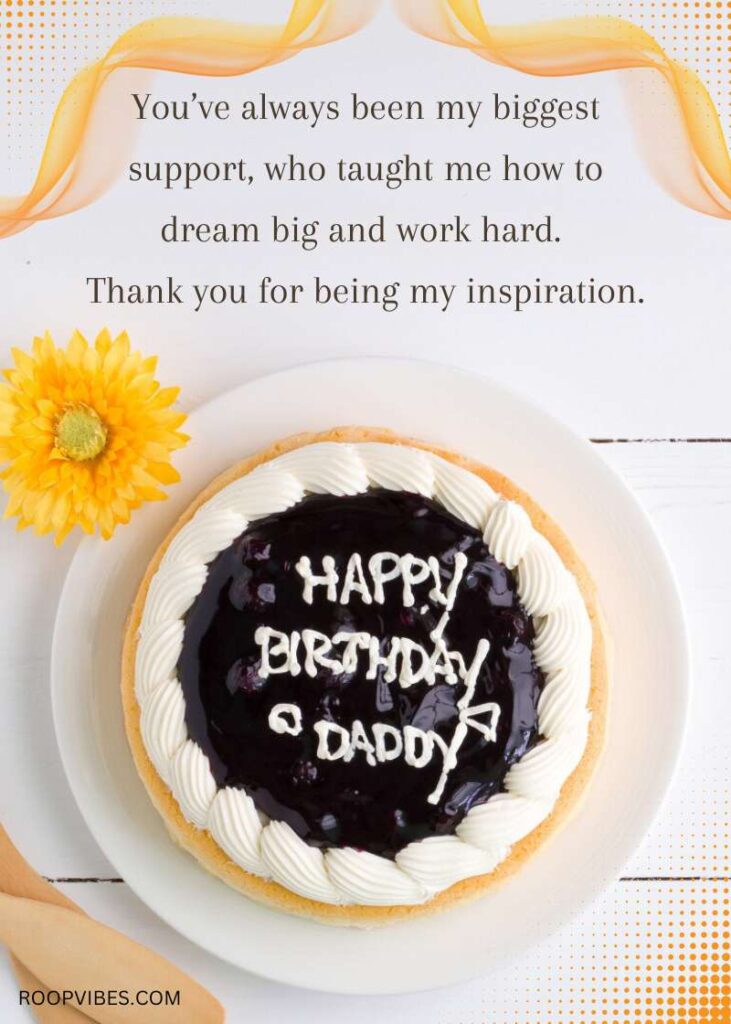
{"left": 259, "top": 550, "right": 499, "bottom": 804}
{"left": 266, "top": 707, "right": 500, "bottom": 769}
{"left": 295, "top": 550, "right": 465, "bottom": 608}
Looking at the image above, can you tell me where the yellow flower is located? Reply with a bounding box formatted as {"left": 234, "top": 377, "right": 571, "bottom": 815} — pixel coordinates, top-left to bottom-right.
{"left": 0, "top": 329, "right": 189, "bottom": 544}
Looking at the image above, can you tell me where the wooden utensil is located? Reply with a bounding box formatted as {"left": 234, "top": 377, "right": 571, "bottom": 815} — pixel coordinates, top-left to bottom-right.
{"left": 0, "top": 827, "right": 224, "bottom": 1022}
{"left": 0, "top": 892, "right": 224, "bottom": 1024}
{"left": 1, "top": 826, "right": 91, "bottom": 1020}
{"left": 0, "top": 827, "right": 79, "bottom": 912}
{"left": 10, "top": 956, "right": 90, "bottom": 1023}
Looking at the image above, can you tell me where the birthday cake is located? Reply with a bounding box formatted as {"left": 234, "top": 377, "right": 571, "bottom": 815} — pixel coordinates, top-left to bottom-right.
{"left": 122, "top": 427, "right": 606, "bottom": 925}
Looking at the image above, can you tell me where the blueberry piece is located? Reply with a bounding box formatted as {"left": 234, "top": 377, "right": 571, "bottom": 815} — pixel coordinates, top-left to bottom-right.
{"left": 399, "top": 608, "right": 417, "bottom": 629}
{"left": 226, "top": 657, "right": 266, "bottom": 695}
{"left": 246, "top": 538, "right": 271, "bottom": 561}
{"left": 228, "top": 568, "right": 254, "bottom": 610}
{"left": 291, "top": 759, "right": 319, "bottom": 787}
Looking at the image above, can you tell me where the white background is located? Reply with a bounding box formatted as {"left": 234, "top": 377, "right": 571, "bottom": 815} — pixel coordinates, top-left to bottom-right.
{"left": 1, "top": 2, "right": 729, "bottom": 1021}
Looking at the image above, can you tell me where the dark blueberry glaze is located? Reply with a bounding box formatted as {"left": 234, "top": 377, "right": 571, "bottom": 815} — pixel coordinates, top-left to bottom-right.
{"left": 178, "top": 489, "right": 545, "bottom": 857}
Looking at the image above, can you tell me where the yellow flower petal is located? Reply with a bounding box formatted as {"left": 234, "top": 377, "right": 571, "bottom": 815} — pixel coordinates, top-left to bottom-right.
{"left": 66, "top": 331, "right": 88, "bottom": 367}
{"left": 147, "top": 461, "right": 181, "bottom": 485}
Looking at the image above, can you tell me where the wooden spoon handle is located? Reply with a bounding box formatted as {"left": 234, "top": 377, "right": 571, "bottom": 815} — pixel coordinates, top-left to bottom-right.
{"left": 11, "top": 955, "right": 92, "bottom": 1022}
{"left": 1, "top": 827, "right": 94, "bottom": 1020}
{"left": 0, "top": 827, "right": 79, "bottom": 912}
{"left": 0, "top": 893, "right": 224, "bottom": 1024}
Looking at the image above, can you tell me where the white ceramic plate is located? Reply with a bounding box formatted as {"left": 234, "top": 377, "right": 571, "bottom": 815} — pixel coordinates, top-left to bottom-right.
{"left": 51, "top": 359, "right": 689, "bottom": 995}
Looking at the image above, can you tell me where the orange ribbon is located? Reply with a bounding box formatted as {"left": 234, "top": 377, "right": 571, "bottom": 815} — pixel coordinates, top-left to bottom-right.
{"left": 395, "top": 0, "right": 731, "bottom": 218}
{"left": 2, "top": 0, "right": 731, "bottom": 234}
{"left": 0, "top": 1, "right": 379, "bottom": 238}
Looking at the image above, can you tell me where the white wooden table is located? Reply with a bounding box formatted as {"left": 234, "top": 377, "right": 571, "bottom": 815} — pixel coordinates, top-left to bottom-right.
{"left": 1, "top": 1, "right": 730, "bottom": 1019}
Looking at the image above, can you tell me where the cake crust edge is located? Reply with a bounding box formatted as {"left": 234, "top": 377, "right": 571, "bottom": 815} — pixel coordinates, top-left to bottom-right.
{"left": 121, "top": 425, "right": 609, "bottom": 927}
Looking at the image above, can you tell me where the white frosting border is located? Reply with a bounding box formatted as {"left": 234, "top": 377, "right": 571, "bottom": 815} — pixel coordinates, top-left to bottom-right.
{"left": 134, "top": 442, "right": 592, "bottom": 906}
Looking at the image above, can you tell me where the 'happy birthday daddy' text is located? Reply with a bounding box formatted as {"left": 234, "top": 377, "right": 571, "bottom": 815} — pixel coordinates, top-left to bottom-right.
{"left": 257, "top": 551, "right": 499, "bottom": 804}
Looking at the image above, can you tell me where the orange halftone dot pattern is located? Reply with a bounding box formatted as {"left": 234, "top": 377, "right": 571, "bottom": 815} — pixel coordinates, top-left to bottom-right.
{"left": 466, "top": 882, "right": 730, "bottom": 1023}
{"left": 622, "top": 738, "right": 729, "bottom": 879}
{"left": 0, "top": 0, "right": 194, "bottom": 169}
{"left": 583, "top": 0, "right": 731, "bottom": 131}
{"left": 609, "top": 883, "right": 730, "bottom": 1024}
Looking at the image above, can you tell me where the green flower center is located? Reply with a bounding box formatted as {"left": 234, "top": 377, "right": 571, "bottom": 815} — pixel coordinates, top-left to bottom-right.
{"left": 55, "top": 404, "right": 108, "bottom": 461}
